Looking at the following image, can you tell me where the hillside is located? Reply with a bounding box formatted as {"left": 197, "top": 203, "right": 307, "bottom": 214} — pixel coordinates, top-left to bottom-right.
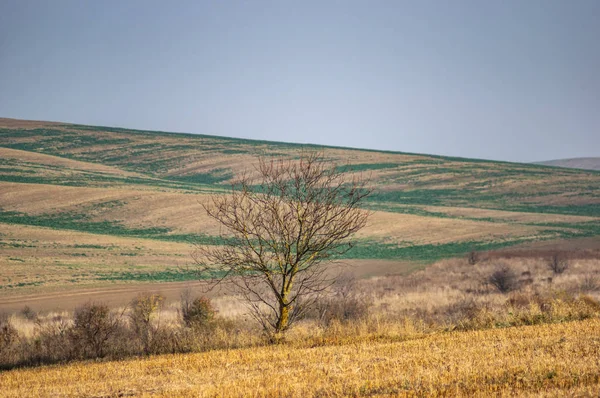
{"left": 1, "top": 117, "right": 600, "bottom": 298}
{"left": 536, "top": 157, "right": 600, "bottom": 171}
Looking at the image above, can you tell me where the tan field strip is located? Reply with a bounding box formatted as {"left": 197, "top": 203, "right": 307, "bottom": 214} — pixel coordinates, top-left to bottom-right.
{"left": 0, "top": 147, "right": 141, "bottom": 177}
{"left": 358, "top": 211, "right": 543, "bottom": 244}
{"left": 0, "top": 182, "right": 219, "bottom": 231}
{"left": 0, "top": 182, "right": 544, "bottom": 240}
{"left": 1, "top": 319, "right": 599, "bottom": 397}
{"left": 0, "top": 281, "right": 209, "bottom": 313}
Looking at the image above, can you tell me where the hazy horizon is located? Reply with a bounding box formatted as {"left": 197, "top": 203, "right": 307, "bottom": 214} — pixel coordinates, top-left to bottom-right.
{"left": 1, "top": 1, "right": 599, "bottom": 163}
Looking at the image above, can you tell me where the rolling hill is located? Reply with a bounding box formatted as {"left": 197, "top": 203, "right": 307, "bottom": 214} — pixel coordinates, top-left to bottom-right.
{"left": 536, "top": 157, "right": 600, "bottom": 171}
{"left": 1, "top": 117, "right": 599, "bottom": 298}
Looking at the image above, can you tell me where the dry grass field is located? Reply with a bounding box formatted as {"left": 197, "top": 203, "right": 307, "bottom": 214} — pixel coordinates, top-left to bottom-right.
{"left": 1, "top": 319, "right": 599, "bottom": 397}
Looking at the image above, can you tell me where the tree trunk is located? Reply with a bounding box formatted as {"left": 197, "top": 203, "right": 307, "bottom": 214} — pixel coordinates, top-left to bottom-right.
{"left": 275, "top": 289, "right": 291, "bottom": 334}
{"left": 276, "top": 304, "right": 289, "bottom": 333}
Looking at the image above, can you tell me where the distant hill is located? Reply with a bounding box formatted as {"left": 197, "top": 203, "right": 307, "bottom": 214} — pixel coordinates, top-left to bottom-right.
{"left": 536, "top": 157, "right": 600, "bottom": 171}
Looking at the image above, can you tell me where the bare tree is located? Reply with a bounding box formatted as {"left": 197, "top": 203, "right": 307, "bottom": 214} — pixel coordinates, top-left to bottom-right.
{"left": 548, "top": 253, "right": 569, "bottom": 275}
{"left": 70, "top": 303, "right": 122, "bottom": 358}
{"left": 467, "top": 250, "right": 479, "bottom": 265}
{"left": 193, "top": 151, "right": 371, "bottom": 336}
{"left": 487, "top": 265, "right": 518, "bottom": 293}
{"left": 129, "top": 293, "right": 165, "bottom": 355}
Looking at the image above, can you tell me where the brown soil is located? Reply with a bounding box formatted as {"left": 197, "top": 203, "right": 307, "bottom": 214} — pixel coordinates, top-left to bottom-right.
{"left": 0, "top": 259, "right": 413, "bottom": 313}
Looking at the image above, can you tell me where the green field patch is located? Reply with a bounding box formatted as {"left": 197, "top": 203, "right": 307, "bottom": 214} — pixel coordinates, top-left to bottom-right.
{"left": 343, "top": 238, "right": 534, "bottom": 262}
{"left": 368, "top": 189, "right": 460, "bottom": 206}
{"left": 64, "top": 135, "right": 131, "bottom": 147}
{"left": 0, "top": 208, "right": 229, "bottom": 245}
{"left": 167, "top": 168, "right": 233, "bottom": 185}
{"left": 336, "top": 163, "right": 399, "bottom": 173}
{"left": 512, "top": 203, "right": 600, "bottom": 218}
{"left": 364, "top": 203, "right": 456, "bottom": 219}
{"left": 0, "top": 168, "right": 220, "bottom": 191}
{"left": 0, "top": 281, "right": 44, "bottom": 290}
{"left": 0, "top": 167, "right": 37, "bottom": 174}
{"left": 98, "top": 269, "right": 204, "bottom": 282}
{"left": 528, "top": 220, "right": 600, "bottom": 239}
{"left": 365, "top": 186, "right": 600, "bottom": 217}
{"left": 220, "top": 148, "right": 249, "bottom": 155}
{"left": 0, "top": 241, "right": 36, "bottom": 248}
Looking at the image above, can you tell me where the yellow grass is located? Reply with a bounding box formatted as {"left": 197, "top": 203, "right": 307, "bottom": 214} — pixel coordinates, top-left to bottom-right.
{"left": 1, "top": 319, "right": 599, "bottom": 397}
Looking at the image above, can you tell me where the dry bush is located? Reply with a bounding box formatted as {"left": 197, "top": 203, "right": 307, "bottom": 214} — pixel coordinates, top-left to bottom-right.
{"left": 311, "top": 295, "right": 371, "bottom": 326}
{"left": 0, "top": 315, "right": 18, "bottom": 358}
{"left": 308, "top": 274, "right": 372, "bottom": 326}
{"left": 32, "top": 314, "right": 74, "bottom": 364}
{"left": 440, "top": 298, "right": 483, "bottom": 326}
{"left": 180, "top": 292, "right": 216, "bottom": 329}
{"left": 284, "top": 315, "right": 430, "bottom": 349}
{"left": 548, "top": 253, "right": 569, "bottom": 275}
{"left": 0, "top": 301, "right": 257, "bottom": 369}
{"left": 0, "top": 312, "right": 75, "bottom": 368}
{"left": 487, "top": 265, "right": 519, "bottom": 293}
{"left": 467, "top": 250, "right": 479, "bottom": 265}
{"left": 580, "top": 274, "right": 600, "bottom": 293}
{"left": 20, "top": 306, "right": 37, "bottom": 322}
{"left": 458, "top": 291, "right": 600, "bottom": 331}
{"left": 70, "top": 303, "right": 122, "bottom": 359}
{"left": 129, "top": 293, "right": 165, "bottom": 355}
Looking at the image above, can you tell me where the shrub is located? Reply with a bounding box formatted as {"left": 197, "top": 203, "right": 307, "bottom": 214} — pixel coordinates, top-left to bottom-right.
{"left": 180, "top": 293, "right": 216, "bottom": 329}
{"left": 310, "top": 274, "right": 372, "bottom": 326}
{"left": 33, "top": 315, "right": 73, "bottom": 364}
{"left": 487, "top": 265, "right": 518, "bottom": 293}
{"left": 21, "top": 306, "right": 38, "bottom": 321}
{"left": 580, "top": 274, "right": 599, "bottom": 293}
{"left": 129, "top": 293, "right": 165, "bottom": 355}
{"left": 312, "top": 295, "right": 371, "bottom": 326}
{"left": 0, "top": 315, "right": 18, "bottom": 355}
{"left": 70, "top": 303, "right": 122, "bottom": 358}
{"left": 467, "top": 250, "right": 479, "bottom": 265}
{"left": 442, "top": 298, "right": 482, "bottom": 325}
{"left": 548, "top": 253, "right": 569, "bottom": 275}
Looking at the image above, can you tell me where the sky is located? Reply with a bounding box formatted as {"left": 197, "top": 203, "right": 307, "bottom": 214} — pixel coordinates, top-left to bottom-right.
{"left": 0, "top": 1, "right": 598, "bottom": 162}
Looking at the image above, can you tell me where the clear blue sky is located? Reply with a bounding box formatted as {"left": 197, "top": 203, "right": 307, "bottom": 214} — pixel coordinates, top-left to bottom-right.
{"left": 1, "top": 1, "right": 598, "bottom": 162}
